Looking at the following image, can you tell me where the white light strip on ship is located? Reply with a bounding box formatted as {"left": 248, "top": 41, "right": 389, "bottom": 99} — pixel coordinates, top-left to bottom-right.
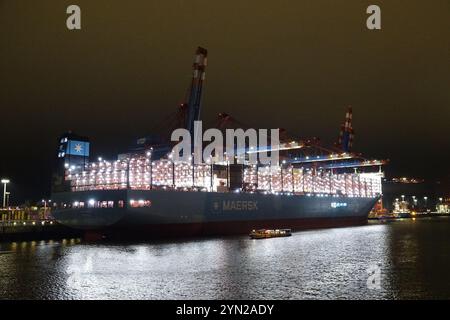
{"left": 245, "top": 143, "right": 304, "bottom": 154}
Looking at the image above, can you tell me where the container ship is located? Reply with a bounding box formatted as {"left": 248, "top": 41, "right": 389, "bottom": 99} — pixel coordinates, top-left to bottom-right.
{"left": 51, "top": 47, "right": 385, "bottom": 239}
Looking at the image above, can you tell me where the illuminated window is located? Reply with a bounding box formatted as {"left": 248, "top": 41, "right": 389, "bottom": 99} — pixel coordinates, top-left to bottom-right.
{"left": 118, "top": 200, "right": 124, "bottom": 208}
{"left": 129, "top": 199, "right": 152, "bottom": 208}
{"left": 88, "top": 199, "right": 97, "bottom": 208}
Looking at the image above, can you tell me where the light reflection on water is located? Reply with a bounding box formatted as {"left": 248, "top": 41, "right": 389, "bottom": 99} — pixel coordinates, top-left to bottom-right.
{"left": 0, "top": 217, "right": 449, "bottom": 299}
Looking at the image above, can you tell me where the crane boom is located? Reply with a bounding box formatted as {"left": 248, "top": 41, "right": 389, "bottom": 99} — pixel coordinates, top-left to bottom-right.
{"left": 185, "top": 47, "right": 208, "bottom": 138}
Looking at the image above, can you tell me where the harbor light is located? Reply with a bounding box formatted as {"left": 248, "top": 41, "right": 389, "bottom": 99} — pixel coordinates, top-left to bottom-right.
{"left": 423, "top": 196, "right": 428, "bottom": 208}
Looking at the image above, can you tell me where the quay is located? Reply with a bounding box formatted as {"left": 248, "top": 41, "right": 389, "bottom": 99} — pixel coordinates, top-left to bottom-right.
{"left": 0, "top": 208, "right": 81, "bottom": 241}
{"left": 0, "top": 220, "right": 81, "bottom": 241}
{"left": 368, "top": 212, "right": 450, "bottom": 220}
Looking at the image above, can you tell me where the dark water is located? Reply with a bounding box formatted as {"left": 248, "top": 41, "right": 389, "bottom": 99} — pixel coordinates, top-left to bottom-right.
{"left": 1, "top": 217, "right": 449, "bottom": 300}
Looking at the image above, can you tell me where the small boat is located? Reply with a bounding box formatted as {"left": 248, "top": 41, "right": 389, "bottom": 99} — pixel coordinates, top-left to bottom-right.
{"left": 249, "top": 228, "right": 292, "bottom": 239}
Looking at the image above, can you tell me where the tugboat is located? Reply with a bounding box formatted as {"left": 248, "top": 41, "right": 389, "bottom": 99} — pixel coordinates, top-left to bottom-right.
{"left": 249, "top": 229, "right": 292, "bottom": 239}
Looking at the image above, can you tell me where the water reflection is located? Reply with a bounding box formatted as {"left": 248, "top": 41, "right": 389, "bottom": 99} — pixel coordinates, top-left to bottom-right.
{"left": 386, "top": 217, "right": 450, "bottom": 299}
{"left": 0, "top": 218, "right": 449, "bottom": 299}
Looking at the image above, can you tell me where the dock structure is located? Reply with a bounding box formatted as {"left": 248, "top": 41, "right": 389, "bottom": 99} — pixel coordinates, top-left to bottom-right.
{"left": 0, "top": 220, "right": 81, "bottom": 241}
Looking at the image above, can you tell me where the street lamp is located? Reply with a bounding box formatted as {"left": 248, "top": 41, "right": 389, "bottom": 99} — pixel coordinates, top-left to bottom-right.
{"left": 410, "top": 195, "right": 416, "bottom": 208}
{"left": 42, "top": 199, "right": 52, "bottom": 219}
{"left": 42, "top": 199, "right": 51, "bottom": 211}
{"left": 1, "top": 179, "right": 10, "bottom": 208}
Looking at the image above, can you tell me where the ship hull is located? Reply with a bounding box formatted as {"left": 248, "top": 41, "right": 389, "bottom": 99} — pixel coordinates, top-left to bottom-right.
{"left": 51, "top": 189, "right": 378, "bottom": 239}
{"left": 97, "top": 216, "right": 368, "bottom": 240}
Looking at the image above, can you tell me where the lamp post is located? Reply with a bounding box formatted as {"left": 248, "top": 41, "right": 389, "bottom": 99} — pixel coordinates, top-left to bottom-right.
{"left": 42, "top": 199, "right": 51, "bottom": 219}
{"left": 1, "top": 179, "right": 10, "bottom": 208}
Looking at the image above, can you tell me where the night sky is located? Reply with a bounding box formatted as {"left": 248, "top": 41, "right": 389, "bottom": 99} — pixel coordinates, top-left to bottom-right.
{"left": 1, "top": 0, "right": 449, "bottom": 203}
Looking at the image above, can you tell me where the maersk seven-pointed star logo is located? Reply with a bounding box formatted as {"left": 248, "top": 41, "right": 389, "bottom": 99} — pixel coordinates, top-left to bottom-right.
{"left": 74, "top": 143, "right": 83, "bottom": 153}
